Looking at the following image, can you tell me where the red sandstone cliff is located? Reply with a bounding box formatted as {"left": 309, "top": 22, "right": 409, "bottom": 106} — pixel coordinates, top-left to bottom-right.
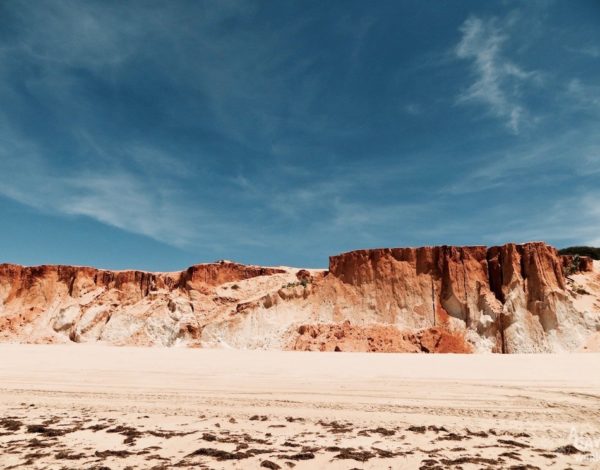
{"left": 0, "top": 261, "right": 286, "bottom": 346}
{"left": 323, "top": 243, "right": 597, "bottom": 352}
{"left": 0, "top": 243, "right": 598, "bottom": 352}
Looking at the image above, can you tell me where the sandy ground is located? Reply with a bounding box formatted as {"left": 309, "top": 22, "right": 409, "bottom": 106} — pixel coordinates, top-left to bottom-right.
{"left": 1, "top": 345, "right": 600, "bottom": 469}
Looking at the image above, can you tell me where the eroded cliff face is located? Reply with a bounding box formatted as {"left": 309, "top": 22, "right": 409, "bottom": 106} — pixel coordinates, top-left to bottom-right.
{"left": 0, "top": 243, "right": 598, "bottom": 352}
{"left": 323, "top": 243, "right": 598, "bottom": 352}
{"left": 0, "top": 262, "right": 287, "bottom": 347}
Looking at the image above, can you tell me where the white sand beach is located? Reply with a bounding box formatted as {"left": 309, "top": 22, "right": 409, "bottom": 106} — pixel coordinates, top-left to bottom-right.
{"left": 1, "top": 344, "right": 599, "bottom": 469}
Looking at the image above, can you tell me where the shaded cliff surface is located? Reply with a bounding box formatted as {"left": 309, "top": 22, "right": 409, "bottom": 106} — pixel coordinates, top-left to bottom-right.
{"left": 0, "top": 243, "right": 598, "bottom": 353}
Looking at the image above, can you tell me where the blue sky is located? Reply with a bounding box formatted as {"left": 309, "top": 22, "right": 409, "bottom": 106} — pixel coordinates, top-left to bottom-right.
{"left": 1, "top": 0, "right": 599, "bottom": 270}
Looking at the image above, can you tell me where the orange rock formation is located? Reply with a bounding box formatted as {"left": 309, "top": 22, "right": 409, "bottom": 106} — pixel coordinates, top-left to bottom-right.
{"left": 0, "top": 243, "right": 598, "bottom": 353}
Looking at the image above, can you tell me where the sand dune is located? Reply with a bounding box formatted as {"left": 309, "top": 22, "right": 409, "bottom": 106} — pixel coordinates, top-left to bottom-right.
{"left": 1, "top": 344, "right": 599, "bottom": 469}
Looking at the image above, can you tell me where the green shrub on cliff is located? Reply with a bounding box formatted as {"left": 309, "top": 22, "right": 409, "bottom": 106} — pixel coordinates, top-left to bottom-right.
{"left": 559, "top": 246, "right": 600, "bottom": 260}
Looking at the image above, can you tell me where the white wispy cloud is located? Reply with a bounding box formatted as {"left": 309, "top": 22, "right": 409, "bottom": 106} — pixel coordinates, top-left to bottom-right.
{"left": 440, "top": 120, "right": 600, "bottom": 196}
{"left": 3, "top": 1, "right": 141, "bottom": 70}
{"left": 455, "top": 15, "right": 538, "bottom": 133}
{"left": 0, "top": 1, "right": 264, "bottom": 252}
{"left": 566, "top": 45, "right": 600, "bottom": 59}
{"left": 229, "top": 155, "right": 429, "bottom": 224}
{"left": 481, "top": 188, "right": 600, "bottom": 247}
{"left": 0, "top": 126, "right": 196, "bottom": 247}
{"left": 566, "top": 78, "right": 600, "bottom": 110}
{"left": 442, "top": 133, "right": 566, "bottom": 194}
